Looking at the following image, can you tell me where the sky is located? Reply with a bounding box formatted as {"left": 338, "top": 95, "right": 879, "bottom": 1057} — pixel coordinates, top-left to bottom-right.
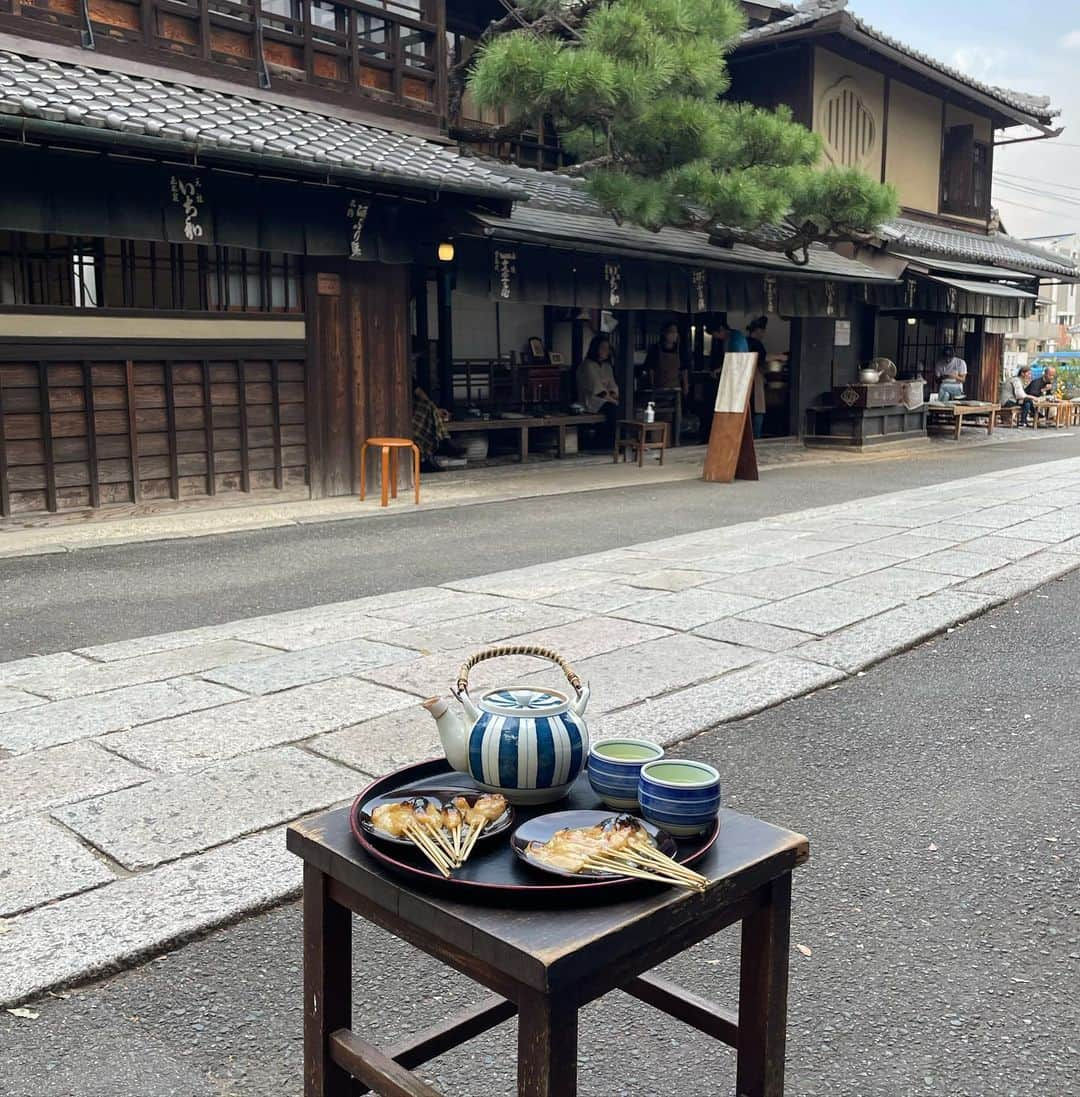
{"left": 847, "top": 0, "right": 1080, "bottom": 240}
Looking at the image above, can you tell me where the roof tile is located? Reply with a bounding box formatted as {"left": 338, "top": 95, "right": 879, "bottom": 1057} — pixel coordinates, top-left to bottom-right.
{"left": 0, "top": 49, "right": 521, "bottom": 202}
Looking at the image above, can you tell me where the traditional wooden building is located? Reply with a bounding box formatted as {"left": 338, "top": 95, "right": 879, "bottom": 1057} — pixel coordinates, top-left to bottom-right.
{"left": 1, "top": 0, "right": 1078, "bottom": 519}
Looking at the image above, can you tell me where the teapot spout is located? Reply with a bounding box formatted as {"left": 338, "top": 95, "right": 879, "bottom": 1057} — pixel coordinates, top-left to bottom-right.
{"left": 422, "top": 696, "right": 469, "bottom": 774}
{"left": 569, "top": 682, "right": 591, "bottom": 717}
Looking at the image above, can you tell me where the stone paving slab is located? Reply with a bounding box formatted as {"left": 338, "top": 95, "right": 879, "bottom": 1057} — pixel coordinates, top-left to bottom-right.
{"left": 53, "top": 747, "right": 360, "bottom": 871}
{"left": 0, "top": 817, "right": 116, "bottom": 916}
{"left": 360, "top": 651, "right": 544, "bottom": 699}
{"left": 691, "top": 618, "right": 816, "bottom": 652}
{"left": 623, "top": 568, "right": 717, "bottom": 592}
{"left": 200, "top": 638, "right": 416, "bottom": 696}
{"left": 593, "top": 655, "right": 845, "bottom": 744}
{"left": 704, "top": 566, "right": 838, "bottom": 601}
{"left": 521, "top": 633, "right": 764, "bottom": 715}
{"left": 797, "top": 550, "right": 911, "bottom": 578}
{"left": 0, "top": 741, "right": 148, "bottom": 825}
{"left": 102, "top": 677, "right": 415, "bottom": 773}
{"left": 307, "top": 704, "right": 444, "bottom": 778}
{"left": 832, "top": 567, "right": 957, "bottom": 600}
{"left": 499, "top": 615, "right": 672, "bottom": 663}
{"left": 0, "top": 679, "right": 240, "bottom": 755}
{"left": 608, "top": 588, "right": 766, "bottom": 630}
{"left": 0, "top": 652, "right": 95, "bottom": 690}
{"left": 0, "top": 827, "right": 298, "bottom": 1007}
{"left": 791, "top": 590, "right": 998, "bottom": 673}
{"left": 537, "top": 580, "right": 664, "bottom": 613}
{"left": 956, "top": 550, "right": 1080, "bottom": 600}
{"left": 740, "top": 588, "right": 905, "bottom": 636}
{"left": 10, "top": 640, "right": 275, "bottom": 701}
{"left": 915, "top": 547, "right": 1016, "bottom": 578}
{"left": 0, "top": 688, "right": 45, "bottom": 714}
{"left": 386, "top": 603, "right": 586, "bottom": 654}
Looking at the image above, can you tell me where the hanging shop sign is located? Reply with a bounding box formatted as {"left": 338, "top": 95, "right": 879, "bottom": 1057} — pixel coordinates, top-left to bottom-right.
{"left": 169, "top": 175, "right": 205, "bottom": 241}
{"left": 493, "top": 249, "right": 518, "bottom": 300}
{"left": 834, "top": 319, "right": 851, "bottom": 346}
{"left": 346, "top": 198, "right": 371, "bottom": 259}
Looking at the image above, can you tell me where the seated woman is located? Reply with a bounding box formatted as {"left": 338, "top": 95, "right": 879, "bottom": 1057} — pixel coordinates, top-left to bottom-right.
{"left": 577, "top": 335, "right": 620, "bottom": 447}
{"left": 1003, "top": 366, "right": 1036, "bottom": 426}
{"left": 411, "top": 384, "right": 466, "bottom": 471}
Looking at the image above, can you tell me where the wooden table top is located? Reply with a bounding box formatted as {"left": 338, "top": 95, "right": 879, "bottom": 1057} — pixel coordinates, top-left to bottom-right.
{"left": 288, "top": 806, "right": 808, "bottom": 995}
{"left": 446, "top": 414, "right": 605, "bottom": 430}
{"left": 927, "top": 402, "right": 999, "bottom": 415}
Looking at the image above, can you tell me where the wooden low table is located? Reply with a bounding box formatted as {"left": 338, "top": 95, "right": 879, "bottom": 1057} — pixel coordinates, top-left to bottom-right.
{"left": 446, "top": 415, "right": 605, "bottom": 462}
{"left": 615, "top": 419, "right": 669, "bottom": 466}
{"left": 926, "top": 401, "right": 999, "bottom": 439}
{"left": 1030, "top": 398, "right": 1070, "bottom": 429}
{"left": 288, "top": 806, "right": 808, "bottom": 1097}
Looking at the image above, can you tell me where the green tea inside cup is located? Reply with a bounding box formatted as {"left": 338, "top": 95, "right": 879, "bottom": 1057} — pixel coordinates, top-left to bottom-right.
{"left": 642, "top": 761, "right": 718, "bottom": 786}
{"left": 592, "top": 740, "right": 662, "bottom": 761}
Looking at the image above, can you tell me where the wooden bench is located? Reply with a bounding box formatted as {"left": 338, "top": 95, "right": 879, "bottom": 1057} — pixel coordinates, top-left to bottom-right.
{"left": 926, "top": 402, "right": 999, "bottom": 440}
{"left": 446, "top": 415, "right": 605, "bottom": 462}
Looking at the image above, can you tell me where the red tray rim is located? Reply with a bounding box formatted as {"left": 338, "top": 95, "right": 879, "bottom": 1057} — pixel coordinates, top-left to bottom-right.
{"left": 348, "top": 758, "right": 721, "bottom": 897}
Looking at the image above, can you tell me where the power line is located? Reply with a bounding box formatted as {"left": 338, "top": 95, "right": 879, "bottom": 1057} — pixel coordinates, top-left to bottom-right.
{"left": 996, "top": 172, "right": 1080, "bottom": 197}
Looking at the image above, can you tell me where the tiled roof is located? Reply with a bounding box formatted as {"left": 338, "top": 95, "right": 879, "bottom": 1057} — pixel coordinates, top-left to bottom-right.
{"left": 476, "top": 163, "right": 897, "bottom": 281}
{"left": 0, "top": 50, "right": 522, "bottom": 201}
{"left": 738, "top": 0, "right": 1058, "bottom": 126}
{"left": 882, "top": 218, "right": 1080, "bottom": 280}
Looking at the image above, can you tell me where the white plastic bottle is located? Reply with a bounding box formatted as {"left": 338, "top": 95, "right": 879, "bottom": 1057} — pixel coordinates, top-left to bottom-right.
{"left": 644, "top": 401, "right": 656, "bottom": 424}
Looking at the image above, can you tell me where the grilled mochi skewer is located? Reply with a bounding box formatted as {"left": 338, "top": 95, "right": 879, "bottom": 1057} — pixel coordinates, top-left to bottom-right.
{"left": 527, "top": 820, "right": 707, "bottom": 891}
{"left": 458, "top": 793, "right": 509, "bottom": 862}
{"left": 444, "top": 804, "right": 463, "bottom": 859}
{"left": 370, "top": 800, "right": 452, "bottom": 877}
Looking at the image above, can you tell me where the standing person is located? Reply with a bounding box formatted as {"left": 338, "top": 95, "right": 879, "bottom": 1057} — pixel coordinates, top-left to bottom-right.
{"left": 643, "top": 321, "right": 689, "bottom": 399}
{"left": 701, "top": 314, "right": 749, "bottom": 440}
{"left": 577, "top": 334, "right": 619, "bottom": 448}
{"left": 746, "top": 316, "right": 769, "bottom": 439}
{"left": 1003, "top": 366, "right": 1036, "bottom": 426}
{"left": 934, "top": 344, "right": 967, "bottom": 401}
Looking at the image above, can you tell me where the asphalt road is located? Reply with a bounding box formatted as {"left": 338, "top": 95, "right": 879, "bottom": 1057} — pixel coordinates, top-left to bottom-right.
{"left": 2, "top": 570, "right": 1076, "bottom": 1097}
{"left": 3, "top": 432, "right": 1080, "bottom": 660}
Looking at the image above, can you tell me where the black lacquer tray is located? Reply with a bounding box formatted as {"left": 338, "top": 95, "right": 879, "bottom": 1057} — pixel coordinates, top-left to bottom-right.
{"left": 349, "top": 758, "right": 720, "bottom": 905}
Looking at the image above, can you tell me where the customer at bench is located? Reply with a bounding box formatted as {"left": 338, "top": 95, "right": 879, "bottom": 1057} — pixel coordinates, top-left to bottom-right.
{"left": 1003, "top": 366, "right": 1036, "bottom": 426}
{"left": 577, "top": 335, "right": 619, "bottom": 447}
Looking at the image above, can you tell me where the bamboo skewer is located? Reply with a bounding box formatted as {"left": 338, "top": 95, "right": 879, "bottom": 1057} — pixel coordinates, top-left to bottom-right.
{"left": 404, "top": 822, "right": 452, "bottom": 877}
{"left": 421, "top": 817, "right": 457, "bottom": 862}
{"left": 459, "top": 822, "right": 484, "bottom": 863}
{"left": 627, "top": 843, "right": 708, "bottom": 886}
{"left": 587, "top": 853, "right": 706, "bottom": 891}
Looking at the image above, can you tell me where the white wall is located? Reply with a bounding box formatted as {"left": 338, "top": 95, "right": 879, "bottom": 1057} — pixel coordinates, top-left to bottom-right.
{"left": 449, "top": 293, "right": 546, "bottom": 359}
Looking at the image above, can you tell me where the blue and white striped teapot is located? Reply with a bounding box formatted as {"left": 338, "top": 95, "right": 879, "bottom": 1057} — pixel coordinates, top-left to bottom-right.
{"left": 423, "top": 645, "right": 591, "bottom": 805}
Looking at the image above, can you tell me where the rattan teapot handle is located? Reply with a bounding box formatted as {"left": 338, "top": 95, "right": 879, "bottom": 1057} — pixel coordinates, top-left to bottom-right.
{"left": 455, "top": 645, "right": 583, "bottom": 697}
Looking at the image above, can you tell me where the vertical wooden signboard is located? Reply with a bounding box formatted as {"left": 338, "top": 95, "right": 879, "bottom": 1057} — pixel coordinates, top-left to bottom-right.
{"left": 702, "top": 351, "right": 759, "bottom": 483}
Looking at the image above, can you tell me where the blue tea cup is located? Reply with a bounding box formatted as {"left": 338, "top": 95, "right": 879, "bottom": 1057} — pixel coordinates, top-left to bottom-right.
{"left": 587, "top": 738, "right": 664, "bottom": 810}
{"left": 638, "top": 759, "right": 721, "bottom": 836}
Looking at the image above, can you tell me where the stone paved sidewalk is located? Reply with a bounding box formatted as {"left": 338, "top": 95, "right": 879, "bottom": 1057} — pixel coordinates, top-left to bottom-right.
{"left": 5, "top": 455, "right": 1080, "bottom": 1006}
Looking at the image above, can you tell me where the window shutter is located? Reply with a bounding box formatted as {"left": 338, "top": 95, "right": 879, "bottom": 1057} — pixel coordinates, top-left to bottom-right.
{"left": 942, "top": 124, "right": 975, "bottom": 216}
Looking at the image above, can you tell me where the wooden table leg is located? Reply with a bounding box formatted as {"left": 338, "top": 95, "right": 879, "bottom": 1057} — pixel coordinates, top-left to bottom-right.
{"left": 558, "top": 424, "right": 567, "bottom": 459}
{"left": 304, "top": 864, "right": 353, "bottom": 1097}
{"left": 987, "top": 410, "right": 996, "bottom": 435}
{"left": 659, "top": 424, "right": 667, "bottom": 465}
{"left": 637, "top": 425, "right": 645, "bottom": 467}
{"left": 954, "top": 413, "right": 962, "bottom": 441}
{"left": 359, "top": 443, "right": 368, "bottom": 501}
{"left": 380, "top": 446, "right": 390, "bottom": 508}
{"left": 520, "top": 426, "right": 529, "bottom": 463}
{"left": 412, "top": 443, "right": 420, "bottom": 504}
{"left": 390, "top": 447, "right": 399, "bottom": 500}
{"left": 735, "top": 874, "right": 792, "bottom": 1097}
{"left": 517, "top": 991, "right": 578, "bottom": 1097}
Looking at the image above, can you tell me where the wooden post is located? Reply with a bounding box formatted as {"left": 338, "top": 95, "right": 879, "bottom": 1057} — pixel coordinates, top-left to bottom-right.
{"left": 617, "top": 309, "right": 635, "bottom": 420}
{"left": 38, "top": 361, "right": 57, "bottom": 513}
{"left": 437, "top": 268, "right": 453, "bottom": 407}
{"left": 517, "top": 991, "right": 578, "bottom": 1097}
{"left": 0, "top": 370, "right": 9, "bottom": 518}
{"left": 303, "top": 864, "right": 353, "bottom": 1097}
{"left": 201, "top": 360, "right": 217, "bottom": 496}
{"left": 83, "top": 362, "right": 100, "bottom": 509}
{"left": 736, "top": 875, "right": 793, "bottom": 1097}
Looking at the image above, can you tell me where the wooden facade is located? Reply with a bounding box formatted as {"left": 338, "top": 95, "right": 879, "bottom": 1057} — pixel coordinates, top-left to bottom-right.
{"left": 0, "top": 344, "right": 307, "bottom": 517}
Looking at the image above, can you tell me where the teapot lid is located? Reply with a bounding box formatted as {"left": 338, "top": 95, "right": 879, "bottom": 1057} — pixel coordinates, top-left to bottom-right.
{"left": 478, "top": 687, "right": 571, "bottom": 717}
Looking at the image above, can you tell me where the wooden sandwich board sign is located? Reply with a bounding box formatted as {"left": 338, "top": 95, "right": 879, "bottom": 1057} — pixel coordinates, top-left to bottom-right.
{"left": 702, "top": 351, "right": 759, "bottom": 483}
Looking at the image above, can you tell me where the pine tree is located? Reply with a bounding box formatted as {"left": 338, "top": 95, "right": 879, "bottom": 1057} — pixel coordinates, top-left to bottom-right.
{"left": 462, "top": 0, "right": 897, "bottom": 264}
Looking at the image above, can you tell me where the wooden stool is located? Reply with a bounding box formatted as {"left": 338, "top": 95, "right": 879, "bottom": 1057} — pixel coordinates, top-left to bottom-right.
{"left": 614, "top": 419, "right": 668, "bottom": 467}
{"left": 359, "top": 437, "right": 420, "bottom": 507}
